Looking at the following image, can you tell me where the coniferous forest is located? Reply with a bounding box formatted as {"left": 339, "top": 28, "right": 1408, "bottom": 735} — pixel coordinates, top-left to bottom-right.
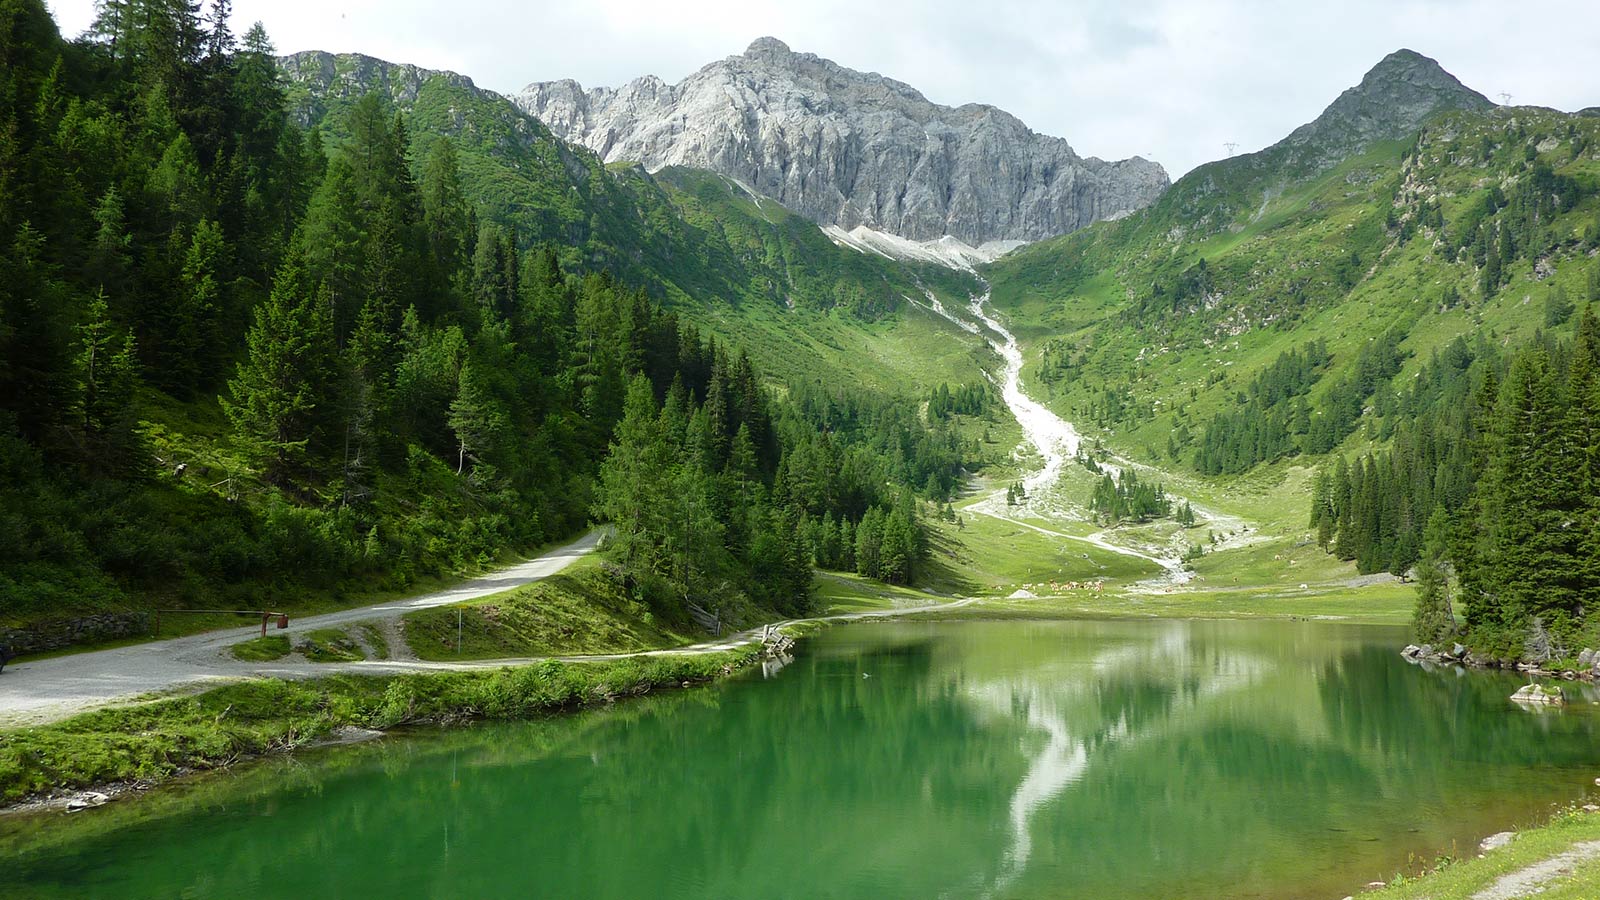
{"left": 1312, "top": 309, "right": 1600, "bottom": 656}
{"left": 0, "top": 0, "right": 970, "bottom": 629}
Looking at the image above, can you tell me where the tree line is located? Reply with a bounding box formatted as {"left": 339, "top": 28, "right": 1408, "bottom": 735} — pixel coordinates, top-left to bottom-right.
{"left": 1311, "top": 310, "right": 1600, "bottom": 658}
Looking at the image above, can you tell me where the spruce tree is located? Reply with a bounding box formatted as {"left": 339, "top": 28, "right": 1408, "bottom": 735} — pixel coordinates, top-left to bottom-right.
{"left": 596, "top": 374, "right": 673, "bottom": 575}
{"left": 1411, "top": 507, "right": 1455, "bottom": 644}
{"left": 222, "top": 261, "right": 331, "bottom": 483}
{"left": 1477, "top": 349, "right": 1582, "bottom": 635}
{"left": 74, "top": 292, "right": 142, "bottom": 472}
{"left": 447, "top": 360, "right": 506, "bottom": 478}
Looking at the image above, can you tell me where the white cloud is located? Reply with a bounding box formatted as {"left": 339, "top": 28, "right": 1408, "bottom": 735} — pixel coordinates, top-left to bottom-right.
{"left": 44, "top": 0, "right": 1600, "bottom": 177}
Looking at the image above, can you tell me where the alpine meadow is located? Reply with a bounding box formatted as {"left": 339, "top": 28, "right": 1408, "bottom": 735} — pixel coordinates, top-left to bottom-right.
{"left": 5, "top": 2, "right": 1600, "bottom": 898}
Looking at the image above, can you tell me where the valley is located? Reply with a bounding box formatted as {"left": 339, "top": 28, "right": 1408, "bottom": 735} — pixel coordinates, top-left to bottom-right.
{"left": 5, "top": 1, "right": 1600, "bottom": 896}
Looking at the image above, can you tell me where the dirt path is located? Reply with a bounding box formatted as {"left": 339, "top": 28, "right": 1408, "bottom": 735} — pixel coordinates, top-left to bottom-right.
{"left": 0, "top": 530, "right": 602, "bottom": 727}
{"left": 1471, "top": 840, "right": 1600, "bottom": 899}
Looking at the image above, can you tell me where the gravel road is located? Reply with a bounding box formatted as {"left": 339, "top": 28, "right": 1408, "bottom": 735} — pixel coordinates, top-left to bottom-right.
{"left": 0, "top": 530, "right": 602, "bottom": 727}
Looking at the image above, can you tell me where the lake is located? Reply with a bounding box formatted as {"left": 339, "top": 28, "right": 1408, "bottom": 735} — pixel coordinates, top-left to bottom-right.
{"left": 6, "top": 618, "right": 1600, "bottom": 898}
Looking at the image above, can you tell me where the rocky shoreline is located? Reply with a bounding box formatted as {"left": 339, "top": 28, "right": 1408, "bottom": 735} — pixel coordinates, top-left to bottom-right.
{"left": 1403, "top": 642, "right": 1600, "bottom": 688}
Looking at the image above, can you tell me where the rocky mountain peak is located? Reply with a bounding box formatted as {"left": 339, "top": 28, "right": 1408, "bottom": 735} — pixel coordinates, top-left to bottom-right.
{"left": 744, "top": 36, "right": 793, "bottom": 59}
{"left": 1278, "top": 48, "right": 1492, "bottom": 164}
{"left": 512, "top": 40, "right": 1168, "bottom": 244}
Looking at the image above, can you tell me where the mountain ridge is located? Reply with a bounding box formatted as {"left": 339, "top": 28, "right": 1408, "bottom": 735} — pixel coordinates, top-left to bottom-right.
{"left": 513, "top": 37, "right": 1170, "bottom": 245}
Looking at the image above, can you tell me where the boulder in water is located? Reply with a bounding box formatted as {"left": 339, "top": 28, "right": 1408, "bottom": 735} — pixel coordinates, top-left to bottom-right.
{"left": 1510, "top": 683, "right": 1566, "bottom": 706}
{"left": 1479, "top": 831, "right": 1516, "bottom": 852}
{"left": 65, "top": 791, "right": 110, "bottom": 812}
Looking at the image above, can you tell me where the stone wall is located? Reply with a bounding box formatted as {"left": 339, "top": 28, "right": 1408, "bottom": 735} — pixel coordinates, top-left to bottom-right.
{"left": 1, "top": 612, "right": 152, "bottom": 655}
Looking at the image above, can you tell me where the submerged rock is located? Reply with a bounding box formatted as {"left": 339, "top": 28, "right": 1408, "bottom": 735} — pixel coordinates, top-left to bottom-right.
{"left": 1480, "top": 831, "right": 1517, "bottom": 852}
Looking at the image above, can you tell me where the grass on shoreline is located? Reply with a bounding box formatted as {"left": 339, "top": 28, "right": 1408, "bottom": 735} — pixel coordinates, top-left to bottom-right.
{"left": 0, "top": 647, "right": 759, "bottom": 807}
{"left": 1364, "top": 804, "right": 1600, "bottom": 899}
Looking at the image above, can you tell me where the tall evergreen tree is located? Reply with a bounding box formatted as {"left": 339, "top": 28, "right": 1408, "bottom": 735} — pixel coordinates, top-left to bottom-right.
{"left": 222, "top": 261, "right": 332, "bottom": 483}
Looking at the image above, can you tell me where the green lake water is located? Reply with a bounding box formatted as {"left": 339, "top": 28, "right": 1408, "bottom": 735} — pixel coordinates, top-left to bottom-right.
{"left": 8, "top": 618, "right": 1600, "bottom": 899}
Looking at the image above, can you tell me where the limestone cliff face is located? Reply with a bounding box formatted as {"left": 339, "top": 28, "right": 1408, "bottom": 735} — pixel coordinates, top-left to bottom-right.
{"left": 514, "top": 38, "right": 1169, "bottom": 245}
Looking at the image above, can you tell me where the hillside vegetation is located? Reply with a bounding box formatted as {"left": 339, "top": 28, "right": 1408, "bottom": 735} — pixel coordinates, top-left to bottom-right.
{"left": 0, "top": 1, "right": 1002, "bottom": 648}
{"left": 983, "top": 52, "right": 1600, "bottom": 657}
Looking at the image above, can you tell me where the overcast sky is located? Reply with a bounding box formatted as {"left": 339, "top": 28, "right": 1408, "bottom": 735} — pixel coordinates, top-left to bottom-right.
{"left": 44, "top": 0, "right": 1600, "bottom": 177}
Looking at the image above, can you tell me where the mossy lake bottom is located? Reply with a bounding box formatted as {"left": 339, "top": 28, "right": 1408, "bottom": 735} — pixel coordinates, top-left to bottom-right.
{"left": 7, "top": 618, "right": 1600, "bottom": 899}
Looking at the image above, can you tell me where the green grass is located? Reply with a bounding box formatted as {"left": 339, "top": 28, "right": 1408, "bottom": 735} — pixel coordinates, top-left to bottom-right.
{"left": 229, "top": 636, "right": 291, "bottom": 662}
{"left": 356, "top": 622, "right": 390, "bottom": 660}
{"left": 0, "top": 647, "right": 762, "bottom": 805}
{"left": 298, "top": 628, "right": 364, "bottom": 663}
{"left": 1363, "top": 805, "right": 1600, "bottom": 899}
{"left": 921, "top": 500, "right": 1165, "bottom": 597}
{"left": 402, "top": 562, "right": 698, "bottom": 661}
{"left": 815, "top": 572, "right": 947, "bottom": 613}
{"left": 960, "top": 581, "right": 1413, "bottom": 626}
{"left": 979, "top": 106, "right": 1600, "bottom": 574}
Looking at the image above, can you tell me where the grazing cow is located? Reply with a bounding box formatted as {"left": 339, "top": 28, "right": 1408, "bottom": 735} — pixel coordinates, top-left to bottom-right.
{"left": 0, "top": 644, "right": 15, "bottom": 674}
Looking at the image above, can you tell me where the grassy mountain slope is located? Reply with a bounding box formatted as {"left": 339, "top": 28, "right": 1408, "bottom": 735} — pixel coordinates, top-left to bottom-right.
{"left": 983, "top": 52, "right": 1600, "bottom": 555}
{"left": 279, "top": 51, "right": 990, "bottom": 397}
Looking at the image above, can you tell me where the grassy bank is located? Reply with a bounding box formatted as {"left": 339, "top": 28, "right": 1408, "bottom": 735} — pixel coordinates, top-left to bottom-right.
{"left": 402, "top": 560, "right": 700, "bottom": 661}
{"left": 1365, "top": 805, "right": 1600, "bottom": 899}
{"left": 0, "top": 647, "right": 759, "bottom": 807}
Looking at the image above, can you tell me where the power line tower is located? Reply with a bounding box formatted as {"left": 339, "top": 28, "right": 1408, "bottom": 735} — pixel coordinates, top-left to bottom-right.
{"left": 1223, "top": 142, "right": 1239, "bottom": 157}
{"left": 1498, "top": 92, "right": 1513, "bottom": 106}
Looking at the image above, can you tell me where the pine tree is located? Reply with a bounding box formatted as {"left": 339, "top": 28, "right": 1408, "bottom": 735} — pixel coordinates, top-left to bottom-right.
{"left": 1476, "top": 348, "right": 1583, "bottom": 635}
{"left": 168, "top": 217, "right": 226, "bottom": 395}
{"left": 1411, "top": 506, "right": 1455, "bottom": 644}
{"left": 855, "top": 507, "right": 884, "bottom": 580}
{"left": 447, "top": 360, "right": 506, "bottom": 478}
{"left": 0, "top": 223, "right": 73, "bottom": 443}
{"left": 880, "top": 504, "right": 918, "bottom": 584}
{"left": 1565, "top": 305, "right": 1600, "bottom": 616}
{"left": 1544, "top": 283, "right": 1574, "bottom": 328}
{"left": 87, "top": 187, "right": 131, "bottom": 296}
{"left": 596, "top": 374, "right": 674, "bottom": 575}
{"left": 420, "top": 137, "right": 468, "bottom": 303}
{"left": 222, "top": 261, "right": 332, "bottom": 483}
{"left": 74, "top": 292, "right": 142, "bottom": 472}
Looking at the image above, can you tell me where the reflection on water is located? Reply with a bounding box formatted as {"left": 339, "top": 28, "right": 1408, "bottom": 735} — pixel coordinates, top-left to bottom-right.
{"left": 6, "top": 619, "right": 1600, "bottom": 900}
